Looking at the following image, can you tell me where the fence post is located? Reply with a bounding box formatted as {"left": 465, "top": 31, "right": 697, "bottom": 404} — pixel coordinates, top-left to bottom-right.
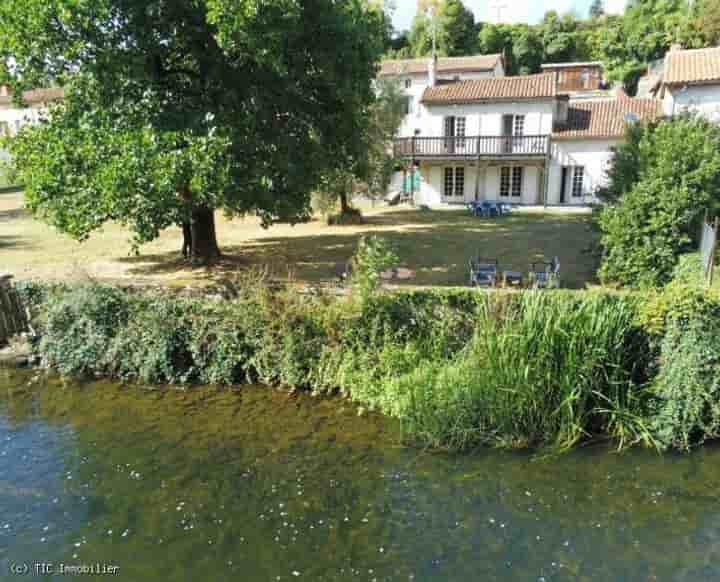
{"left": 710, "top": 217, "right": 719, "bottom": 288}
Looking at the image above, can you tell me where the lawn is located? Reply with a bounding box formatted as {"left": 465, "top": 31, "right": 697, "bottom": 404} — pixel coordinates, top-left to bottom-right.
{"left": 0, "top": 191, "right": 600, "bottom": 288}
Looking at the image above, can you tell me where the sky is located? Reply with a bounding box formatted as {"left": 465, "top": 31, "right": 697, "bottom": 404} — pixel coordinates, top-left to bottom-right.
{"left": 390, "top": 0, "right": 628, "bottom": 32}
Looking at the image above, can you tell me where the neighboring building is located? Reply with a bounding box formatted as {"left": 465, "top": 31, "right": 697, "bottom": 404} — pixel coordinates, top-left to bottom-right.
{"left": 659, "top": 46, "right": 720, "bottom": 122}
{"left": 387, "top": 58, "right": 662, "bottom": 207}
{"left": 541, "top": 62, "right": 605, "bottom": 94}
{"left": 0, "top": 85, "right": 64, "bottom": 136}
{"left": 379, "top": 54, "right": 505, "bottom": 138}
{"left": 550, "top": 95, "right": 662, "bottom": 205}
{"left": 0, "top": 85, "right": 64, "bottom": 171}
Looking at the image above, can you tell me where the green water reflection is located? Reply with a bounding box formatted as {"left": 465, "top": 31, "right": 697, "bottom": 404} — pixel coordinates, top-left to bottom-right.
{"left": 1, "top": 367, "right": 719, "bottom": 581}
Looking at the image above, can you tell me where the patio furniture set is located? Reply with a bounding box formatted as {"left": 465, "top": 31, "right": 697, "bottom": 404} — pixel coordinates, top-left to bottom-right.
{"left": 466, "top": 201, "right": 513, "bottom": 218}
{"left": 469, "top": 256, "right": 561, "bottom": 289}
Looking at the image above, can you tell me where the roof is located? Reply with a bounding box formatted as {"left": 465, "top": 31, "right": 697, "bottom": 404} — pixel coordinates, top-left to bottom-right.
{"left": 541, "top": 61, "right": 603, "bottom": 70}
{"left": 379, "top": 54, "right": 503, "bottom": 77}
{"left": 553, "top": 97, "right": 662, "bottom": 140}
{"left": 0, "top": 87, "right": 65, "bottom": 107}
{"left": 663, "top": 46, "right": 720, "bottom": 86}
{"left": 421, "top": 73, "right": 556, "bottom": 104}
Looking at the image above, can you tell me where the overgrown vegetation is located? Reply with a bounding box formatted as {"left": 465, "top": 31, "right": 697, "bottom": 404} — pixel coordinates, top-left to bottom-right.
{"left": 17, "top": 266, "right": 720, "bottom": 453}
{"left": 598, "top": 117, "right": 720, "bottom": 287}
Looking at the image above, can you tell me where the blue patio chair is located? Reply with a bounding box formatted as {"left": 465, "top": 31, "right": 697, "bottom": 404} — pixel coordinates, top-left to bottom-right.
{"left": 528, "top": 257, "right": 561, "bottom": 289}
{"left": 469, "top": 257, "right": 499, "bottom": 287}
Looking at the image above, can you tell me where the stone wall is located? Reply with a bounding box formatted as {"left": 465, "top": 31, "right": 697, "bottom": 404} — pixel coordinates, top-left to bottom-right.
{"left": 0, "top": 274, "right": 27, "bottom": 346}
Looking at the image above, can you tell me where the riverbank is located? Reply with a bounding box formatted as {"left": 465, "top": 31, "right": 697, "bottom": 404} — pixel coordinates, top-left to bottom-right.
{"left": 11, "top": 278, "right": 720, "bottom": 452}
{"left": 5, "top": 366, "right": 720, "bottom": 581}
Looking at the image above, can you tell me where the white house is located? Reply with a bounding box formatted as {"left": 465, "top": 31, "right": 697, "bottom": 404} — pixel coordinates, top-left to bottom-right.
{"left": 659, "top": 46, "right": 720, "bottom": 123}
{"left": 382, "top": 56, "right": 662, "bottom": 207}
{"left": 0, "top": 85, "right": 64, "bottom": 171}
{"left": 379, "top": 54, "right": 505, "bottom": 139}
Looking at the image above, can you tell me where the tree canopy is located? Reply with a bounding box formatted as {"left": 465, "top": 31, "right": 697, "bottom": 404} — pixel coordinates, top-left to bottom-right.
{"left": 598, "top": 117, "right": 720, "bottom": 287}
{"left": 389, "top": 0, "right": 717, "bottom": 86}
{"left": 0, "top": 0, "right": 388, "bottom": 261}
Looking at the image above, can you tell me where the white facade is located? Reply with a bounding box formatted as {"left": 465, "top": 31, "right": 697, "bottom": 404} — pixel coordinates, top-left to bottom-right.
{"left": 547, "top": 139, "right": 619, "bottom": 205}
{"left": 662, "top": 84, "right": 720, "bottom": 123}
{"left": 392, "top": 60, "right": 505, "bottom": 138}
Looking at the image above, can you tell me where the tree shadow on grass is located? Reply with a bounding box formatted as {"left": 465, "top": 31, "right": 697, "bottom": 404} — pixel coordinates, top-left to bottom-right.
{"left": 115, "top": 210, "right": 600, "bottom": 289}
{"left": 0, "top": 235, "right": 31, "bottom": 250}
{"left": 0, "top": 207, "right": 28, "bottom": 222}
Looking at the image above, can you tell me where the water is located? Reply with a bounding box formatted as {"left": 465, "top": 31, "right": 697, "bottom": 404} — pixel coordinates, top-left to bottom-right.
{"left": 1, "top": 368, "right": 719, "bottom": 581}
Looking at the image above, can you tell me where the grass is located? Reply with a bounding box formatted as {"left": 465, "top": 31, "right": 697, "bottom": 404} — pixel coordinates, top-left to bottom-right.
{"left": 1, "top": 191, "right": 599, "bottom": 288}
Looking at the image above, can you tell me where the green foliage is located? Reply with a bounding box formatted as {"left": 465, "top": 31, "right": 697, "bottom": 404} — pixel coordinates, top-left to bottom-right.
{"left": 23, "top": 280, "right": 720, "bottom": 453}
{"left": 0, "top": 0, "right": 387, "bottom": 260}
{"left": 351, "top": 236, "right": 399, "bottom": 299}
{"left": 37, "top": 285, "right": 130, "bottom": 377}
{"left": 650, "top": 315, "right": 720, "bottom": 450}
{"left": 407, "top": 0, "right": 477, "bottom": 57}
{"left": 336, "top": 292, "right": 654, "bottom": 451}
{"left": 598, "top": 117, "right": 720, "bottom": 287}
{"left": 637, "top": 282, "right": 720, "bottom": 337}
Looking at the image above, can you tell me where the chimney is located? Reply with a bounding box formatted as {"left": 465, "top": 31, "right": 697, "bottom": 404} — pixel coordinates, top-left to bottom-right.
{"left": 428, "top": 54, "right": 438, "bottom": 88}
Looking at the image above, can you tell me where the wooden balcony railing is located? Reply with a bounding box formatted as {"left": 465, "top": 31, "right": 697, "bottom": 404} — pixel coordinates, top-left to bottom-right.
{"left": 393, "top": 135, "right": 550, "bottom": 158}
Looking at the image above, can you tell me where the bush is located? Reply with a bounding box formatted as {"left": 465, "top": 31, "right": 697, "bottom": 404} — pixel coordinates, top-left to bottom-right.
{"left": 650, "top": 315, "right": 720, "bottom": 451}
{"left": 350, "top": 235, "right": 399, "bottom": 299}
{"left": 37, "top": 284, "right": 129, "bottom": 377}
{"left": 598, "top": 116, "right": 720, "bottom": 287}
{"left": 31, "top": 281, "right": 720, "bottom": 453}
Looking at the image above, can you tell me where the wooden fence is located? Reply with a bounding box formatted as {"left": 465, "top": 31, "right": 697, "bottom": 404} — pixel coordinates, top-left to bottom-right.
{"left": 0, "top": 274, "right": 27, "bottom": 346}
{"left": 700, "top": 214, "right": 719, "bottom": 287}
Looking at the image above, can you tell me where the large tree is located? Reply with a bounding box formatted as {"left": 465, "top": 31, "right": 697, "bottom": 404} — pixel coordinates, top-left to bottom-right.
{"left": 0, "top": 0, "right": 386, "bottom": 262}
{"left": 409, "top": 0, "right": 476, "bottom": 57}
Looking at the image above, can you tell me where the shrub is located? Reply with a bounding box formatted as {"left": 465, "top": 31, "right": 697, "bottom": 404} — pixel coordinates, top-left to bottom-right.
{"left": 636, "top": 282, "right": 720, "bottom": 337}
{"left": 350, "top": 235, "right": 399, "bottom": 299}
{"left": 598, "top": 116, "right": 720, "bottom": 287}
{"left": 650, "top": 315, "right": 720, "bottom": 451}
{"left": 22, "top": 282, "right": 679, "bottom": 452}
{"left": 37, "top": 284, "right": 129, "bottom": 377}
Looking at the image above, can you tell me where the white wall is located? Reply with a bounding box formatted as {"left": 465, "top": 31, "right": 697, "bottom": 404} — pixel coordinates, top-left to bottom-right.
{"left": 547, "top": 139, "right": 619, "bottom": 205}
{"left": 390, "top": 65, "right": 504, "bottom": 138}
{"left": 413, "top": 162, "right": 542, "bottom": 206}
{"left": 413, "top": 100, "right": 555, "bottom": 139}
{"left": 663, "top": 84, "right": 720, "bottom": 123}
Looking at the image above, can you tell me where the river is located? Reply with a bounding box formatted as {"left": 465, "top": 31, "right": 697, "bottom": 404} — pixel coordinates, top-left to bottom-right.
{"left": 1, "top": 367, "right": 718, "bottom": 581}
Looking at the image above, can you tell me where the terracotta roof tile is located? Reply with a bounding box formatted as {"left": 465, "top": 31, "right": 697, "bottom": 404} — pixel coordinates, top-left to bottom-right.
{"left": 379, "top": 54, "right": 502, "bottom": 76}
{"left": 664, "top": 46, "right": 720, "bottom": 86}
{"left": 421, "top": 73, "right": 556, "bottom": 104}
{"left": 553, "top": 98, "right": 662, "bottom": 139}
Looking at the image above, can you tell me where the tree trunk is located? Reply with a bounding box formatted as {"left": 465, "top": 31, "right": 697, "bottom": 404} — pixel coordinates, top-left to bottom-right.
{"left": 189, "top": 206, "right": 221, "bottom": 264}
{"left": 339, "top": 190, "right": 350, "bottom": 214}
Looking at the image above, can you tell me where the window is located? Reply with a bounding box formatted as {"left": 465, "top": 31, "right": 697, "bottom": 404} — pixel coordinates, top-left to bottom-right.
{"left": 403, "top": 96, "right": 413, "bottom": 116}
{"left": 444, "top": 167, "right": 465, "bottom": 198}
{"left": 501, "top": 167, "right": 523, "bottom": 197}
{"left": 454, "top": 167, "right": 465, "bottom": 197}
{"left": 444, "top": 167, "right": 454, "bottom": 198}
{"left": 572, "top": 166, "right": 584, "bottom": 198}
{"left": 500, "top": 167, "right": 511, "bottom": 197}
{"left": 404, "top": 78, "right": 412, "bottom": 89}
{"left": 513, "top": 115, "right": 525, "bottom": 136}
{"left": 511, "top": 167, "right": 523, "bottom": 197}
{"left": 455, "top": 117, "right": 466, "bottom": 149}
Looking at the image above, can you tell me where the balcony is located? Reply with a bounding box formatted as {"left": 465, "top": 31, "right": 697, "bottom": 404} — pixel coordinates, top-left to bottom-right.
{"left": 393, "top": 135, "right": 550, "bottom": 159}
